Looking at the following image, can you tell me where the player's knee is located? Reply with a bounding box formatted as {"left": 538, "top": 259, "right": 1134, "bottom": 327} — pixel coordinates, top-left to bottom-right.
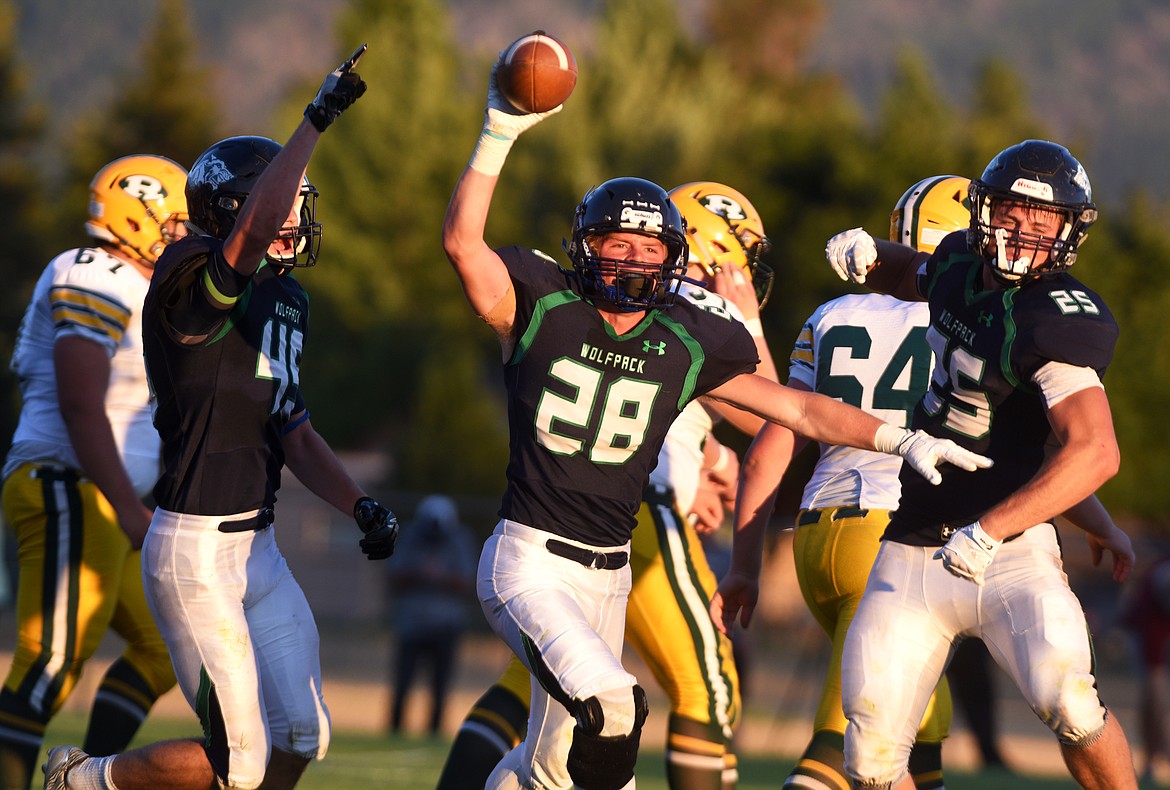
{"left": 567, "top": 685, "right": 648, "bottom": 790}
{"left": 1034, "top": 673, "right": 1108, "bottom": 745}
{"left": 843, "top": 723, "right": 910, "bottom": 790}
{"left": 1045, "top": 695, "right": 1108, "bottom": 746}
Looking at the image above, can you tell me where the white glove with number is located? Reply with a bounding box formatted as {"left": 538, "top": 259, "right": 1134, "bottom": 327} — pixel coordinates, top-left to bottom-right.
{"left": 874, "top": 424, "right": 993, "bottom": 485}
{"left": 826, "top": 228, "right": 878, "bottom": 284}
{"left": 934, "top": 521, "right": 1001, "bottom": 584}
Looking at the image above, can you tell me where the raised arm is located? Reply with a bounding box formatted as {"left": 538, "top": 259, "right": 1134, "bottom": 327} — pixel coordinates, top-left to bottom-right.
{"left": 221, "top": 47, "right": 366, "bottom": 277}
{"left": 442, "top": 61, "right": 562, "bottom": 354}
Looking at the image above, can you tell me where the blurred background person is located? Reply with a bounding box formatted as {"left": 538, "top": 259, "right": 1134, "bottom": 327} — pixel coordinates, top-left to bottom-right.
{"left": 1120, "top": 548, "right": 1170, "bottom": 783}
{"left": 387, "top": 494, "right": 477, "bottom": 736}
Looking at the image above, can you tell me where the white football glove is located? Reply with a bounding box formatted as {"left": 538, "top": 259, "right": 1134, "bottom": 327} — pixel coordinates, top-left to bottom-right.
{"left": 873, "top": 424, "right": 994, "bottom": 486}
{"left": 469, "top": 61, "right": 563, "bottom": 176}
{"left": 934, "top": 521, "right": 1001, "bottom": 584}
{"left": 825, "top": 228, "right": 877, "bottom": 284}
{"left": 485, "top": 60, "right": 563, "bottom": 137}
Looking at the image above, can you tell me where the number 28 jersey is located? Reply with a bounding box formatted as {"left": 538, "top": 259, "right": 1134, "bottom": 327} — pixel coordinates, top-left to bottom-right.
{"left": 498, "top": 247, "right": 758, "bottom": 546}
{"left": 888, "top": 233, "right": 1119, "bottom": 545}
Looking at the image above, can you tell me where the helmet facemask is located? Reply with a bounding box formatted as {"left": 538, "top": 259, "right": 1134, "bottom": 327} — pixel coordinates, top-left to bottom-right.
{"left": 575, "top": 234, "right": 680, "bottom": 310}
{"left": 565, "top": 178, "right": 689, "bottom": 312}
{"left": 741, "top": 235, "right": 774, "bottom": 308}
{"left": 970, "top": 191, "right": 1095, "bottom": 285}
{"left": 266, "top": 181, "right": 322, "bottom": 270}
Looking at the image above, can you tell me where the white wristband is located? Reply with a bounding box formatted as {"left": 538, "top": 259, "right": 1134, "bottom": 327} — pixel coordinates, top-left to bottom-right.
{"left": 743, "top": 318, "right": 764, "bottom": 337}
{"left": 873, "top": 423, "right": 909, "bottom": 455}
{"left": 468, "top": 127, "right": 515, "bottom": 177}
{"left": 710, "top": 444, "right": 731, "bottom": 473}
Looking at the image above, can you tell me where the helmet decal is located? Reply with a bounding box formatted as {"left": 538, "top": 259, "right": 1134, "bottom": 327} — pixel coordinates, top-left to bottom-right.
{"left": 699, "top": 193, "right": 749, "bottom": 221}
{"left": 188, "top": 155, "right": 233, "bottom": 191}
{"left": 118, "top": 175, "right": 170, "bottom": 203}
{"left": 1073, "top": 164, "right": 1093, "bottom": 200}
{"left": 1009, "top": 177, "right": 1054, "bottom": 201}
{"left": 619, "top": 204, "right": 665, "bottom": 232}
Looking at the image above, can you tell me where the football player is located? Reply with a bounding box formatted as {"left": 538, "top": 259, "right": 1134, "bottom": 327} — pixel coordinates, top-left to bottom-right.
{"left": 820, "top": 140, "right": 1138, "bottom": 789}
{"left": 43, "top": 46, "right": 399, "bottom": 790}
{"left": 0, "top": 155, "right": 187, "bottom": 790}
{"left": 441, "top": 59, "right": 991, "bottom": 790}
{"left": 436, "top": 181, "right": 779, "bottom": 790}
{"left": 714, "top": 175, "right": 971, "bottom": 790}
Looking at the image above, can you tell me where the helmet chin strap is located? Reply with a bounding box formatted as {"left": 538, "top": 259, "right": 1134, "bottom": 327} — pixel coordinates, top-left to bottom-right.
{"left": 993, "top": 227, "right": 1031, "bottom": 280}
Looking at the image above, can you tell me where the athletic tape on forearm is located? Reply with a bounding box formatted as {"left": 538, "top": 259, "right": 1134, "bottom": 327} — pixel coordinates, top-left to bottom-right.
{"left": 469, "top": 127, "right": 515, "bottom": 176}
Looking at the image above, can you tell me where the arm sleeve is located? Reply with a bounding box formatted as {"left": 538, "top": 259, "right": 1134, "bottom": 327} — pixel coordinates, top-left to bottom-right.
{"left": 150, "top": 237, "right": 252, "bottom": 345}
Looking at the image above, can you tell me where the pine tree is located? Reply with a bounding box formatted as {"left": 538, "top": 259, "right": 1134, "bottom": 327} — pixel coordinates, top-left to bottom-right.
{"left": 56, "top": 0, "right": 219, "bottom": 241}
{"left": 0, "top": 0, "right": 51, "bottom": 444}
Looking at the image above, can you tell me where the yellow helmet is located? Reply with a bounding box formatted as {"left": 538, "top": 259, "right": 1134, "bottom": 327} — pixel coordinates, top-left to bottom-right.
{"left": 889, "top": 175, "right": 971, "bottom": 253}
{"left": 86, "top": 154, "right": 189, "bottom": 265}
{"left": 668, "top": 181, "right": 774, "bottom": 308}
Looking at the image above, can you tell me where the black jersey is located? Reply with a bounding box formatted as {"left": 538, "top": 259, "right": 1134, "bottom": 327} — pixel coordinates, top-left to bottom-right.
{"left": 887, "top": 233, "right": 1118, "bottom": 546}
{"left": 143, "top": 236, "right": 308, "bottom": 515}
{"left": 497, "top": 246, "right": 758, "bottom": 546}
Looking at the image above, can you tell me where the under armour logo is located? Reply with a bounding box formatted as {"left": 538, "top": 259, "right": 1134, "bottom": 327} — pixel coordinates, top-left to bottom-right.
{"left": 977, "top": 311, "right": 993, "bottom": 327}
{"left": 643, "top": 340, "right": 667, "bottom": 355}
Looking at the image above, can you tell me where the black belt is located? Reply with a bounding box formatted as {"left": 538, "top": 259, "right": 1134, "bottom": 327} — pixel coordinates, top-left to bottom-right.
{"left": 31, "top": 465, "right": 81, "bottom": 483}
{"left": 218, "top": 508, "right": 275, "bottom": 534}
{"left": 796, "top": 506, "right": 870, "bottom": 528}
{"left": 546, "top": 538, "right": 629, "bottom": 570}
{"left": 642, "top": 484, "right": 674, "bottom": 506}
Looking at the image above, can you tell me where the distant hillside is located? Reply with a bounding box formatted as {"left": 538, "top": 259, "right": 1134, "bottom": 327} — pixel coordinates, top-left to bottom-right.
{"left": 807, "top": 0, "right": 1170, "bottom": 205}
{"left": 14, "top": 0, "right": 1168, "bottom": 206}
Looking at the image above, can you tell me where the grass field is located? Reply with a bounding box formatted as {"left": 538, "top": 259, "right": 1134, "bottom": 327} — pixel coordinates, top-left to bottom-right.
{"left": 36, "top": 711, "right": 1136, "bottom": 789}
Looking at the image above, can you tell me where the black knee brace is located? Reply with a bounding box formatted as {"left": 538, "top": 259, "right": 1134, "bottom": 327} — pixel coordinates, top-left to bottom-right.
{"left": 566, "top": 685, "right": 649, "bottom": 790}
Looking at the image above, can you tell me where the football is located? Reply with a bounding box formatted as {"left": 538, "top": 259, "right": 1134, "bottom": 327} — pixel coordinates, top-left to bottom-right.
{"left": 497, "top": 31, "right": 577, "bottom": 114}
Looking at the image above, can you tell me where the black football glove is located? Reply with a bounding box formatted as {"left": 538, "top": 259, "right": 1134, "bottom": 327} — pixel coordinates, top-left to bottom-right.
{"left": 304, "top": 44, "right": 368, "bottom": 132}
{"left": 353, "top": 496, "right": 398, "bottom": 560}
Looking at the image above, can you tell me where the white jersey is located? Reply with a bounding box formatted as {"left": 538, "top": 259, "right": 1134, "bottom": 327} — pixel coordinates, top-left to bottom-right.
{"left": 4, "top": 247, "right": 160, "bottom": 496}
{"left": 788, "top": 293, "right": 930, "bottom": 511}
{"left": 648, "top": 284, "right": 749, "bottom": 514}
